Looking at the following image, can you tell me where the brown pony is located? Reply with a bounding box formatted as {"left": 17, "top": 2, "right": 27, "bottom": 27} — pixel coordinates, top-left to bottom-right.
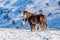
{"left": 23, "top": 11, "right": 48, "bottom": 31}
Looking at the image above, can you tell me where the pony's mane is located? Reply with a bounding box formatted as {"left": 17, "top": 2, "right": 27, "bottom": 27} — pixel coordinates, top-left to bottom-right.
{"left": 24, "top": 11, "right": 33, "bottom": 14}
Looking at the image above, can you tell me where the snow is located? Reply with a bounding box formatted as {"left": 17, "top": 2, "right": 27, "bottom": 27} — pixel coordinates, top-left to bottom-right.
{"left": 0, "top": 0, "right": 60, "bottom": 40}
{"left": 0, "top": 28, "right": 60, "bottom": 40}
{"left": 0, "top": 0, "right": 60, "bottom": 28}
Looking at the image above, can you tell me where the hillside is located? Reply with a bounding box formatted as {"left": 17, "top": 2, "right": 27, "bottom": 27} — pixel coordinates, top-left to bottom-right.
{"left": 0, "top": 0, "right": 60, "bottom": 29}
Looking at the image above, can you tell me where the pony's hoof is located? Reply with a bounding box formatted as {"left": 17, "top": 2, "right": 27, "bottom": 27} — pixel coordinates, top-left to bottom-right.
{"left": 31, "top": 29, "right": 36, "bottom": 32}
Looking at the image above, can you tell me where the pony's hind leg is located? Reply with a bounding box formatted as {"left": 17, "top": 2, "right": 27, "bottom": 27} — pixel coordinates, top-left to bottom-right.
{"left": 39, "top": 23, "right": 44, "bottom": 31}
{"left": 32, "top": 25, "right": 36, "bottom": 31}
{"left": 46, "top": 23, "right": 48, "bottom": 30}
{"left": 44, "top": 23, "right": 48, "bottom": 30}
{"left": 44, "top": 22, "right": 48, "bottom": 30}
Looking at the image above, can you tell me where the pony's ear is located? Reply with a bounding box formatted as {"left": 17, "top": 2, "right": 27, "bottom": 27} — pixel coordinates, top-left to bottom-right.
{"left": 23, "top": 11, "right": 27, "bottom": 14}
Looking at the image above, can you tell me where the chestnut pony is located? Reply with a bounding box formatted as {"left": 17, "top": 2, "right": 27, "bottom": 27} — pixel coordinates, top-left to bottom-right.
{"left": 23, "top": 11, "right": 48, "bottom": 31}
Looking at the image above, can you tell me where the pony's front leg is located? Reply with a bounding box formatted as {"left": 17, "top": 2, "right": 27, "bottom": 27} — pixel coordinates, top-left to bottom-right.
{"left": 30, "top": 24, "right": 36, "bottom": 31}
{"left": 29, "top": 20, "right": 36, "bottom": 31}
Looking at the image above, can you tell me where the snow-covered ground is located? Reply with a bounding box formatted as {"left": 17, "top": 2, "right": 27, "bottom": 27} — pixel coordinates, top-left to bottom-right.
{"left": 0, "top": 28, "right": 60, "bottom": 40}
{"left": 0, "top": 0, "right": 60, "bottom": 40}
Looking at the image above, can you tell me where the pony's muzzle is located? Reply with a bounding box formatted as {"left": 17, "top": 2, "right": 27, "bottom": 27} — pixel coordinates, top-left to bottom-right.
{"left": 22, "top": 19, "right": 26, "bottom": 25}
{"left": 23, "top": 21, "right": 25, "bottom": 25}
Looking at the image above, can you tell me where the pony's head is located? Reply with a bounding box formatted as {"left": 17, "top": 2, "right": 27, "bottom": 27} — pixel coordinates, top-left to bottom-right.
{"left": 23, "top": 11, "right": 33, "bottom": 25}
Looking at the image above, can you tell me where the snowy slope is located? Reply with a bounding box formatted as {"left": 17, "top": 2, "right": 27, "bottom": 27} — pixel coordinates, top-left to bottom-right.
{"left": 0, "top": 0, "right": 60, "bottom": 40}
{"left": 0, "top": 28, "right": 60, "bottom": 40}
{"left": 0, "top": 0, "right": 60, "bottom": 29}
